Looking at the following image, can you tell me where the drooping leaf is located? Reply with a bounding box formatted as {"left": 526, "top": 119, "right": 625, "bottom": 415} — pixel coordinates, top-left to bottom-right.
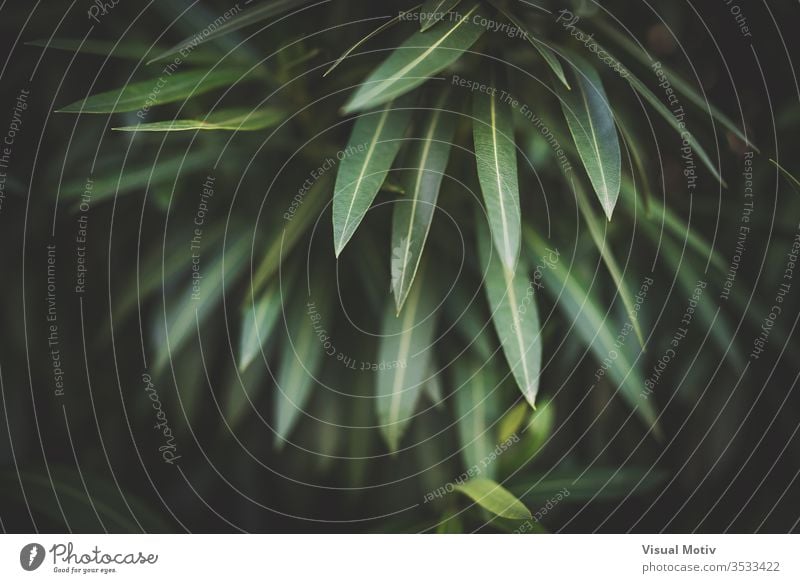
{"left": 342, "top": 2, "right": 484, "bottom": 113}
{"left": 575, "top": 181, "right": 645, "bottom": 347}
{"left": 113, "top": 107, "right": 284, "bottom": 132}
{"left": 454, "top": 478, "right": 532, "bottom": 519}
{"left": 376, "top": 263, "right": 438, "bottom": 451}
{"left": 453, "top": 357, "right": 502, "bottom": 479}
{"left": 488, "top": 1, "right": 570, "bottom": 89}
{"left": 391, "top": 90, "right": 455, "bottom": 311}
{"left": 274, "top": 292, "right": 327, "bottom": 448}
{"left": 771, "top": 158, "right": 800, "bottom": 193}
{"left": 333, "top": 96, "right": 414, "bottom": 256}
{"left": 420, "top": 0, "right": 461, "bottom": 32}
{"left": 558, "top": 57, "right": 621, "bottom": 219}
{"left": 473, "top": 70, "right": 521, "bottom": 271}
{"left": 524, "top": 226, "right": 660, "bottom": 433}
{"left": 324, "top": 4, "right": 422, "bottom": 76}
{"left": 148, "top": 0, "right": 314, "bottom": 63}
{"left": 477, "top": 221, "right": 542, "bottom": 409}
{"left": 58, "top": 68, "right": 250, "bottom": 114}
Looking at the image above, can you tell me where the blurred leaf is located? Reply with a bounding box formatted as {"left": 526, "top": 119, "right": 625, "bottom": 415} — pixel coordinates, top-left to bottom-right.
{"left": 342, "top": 2, "right": 484, "bottom": 113}
{"left": 436, "top": 506, "right": 464, "bottom": 533}
{"left": 498, "top": 402, "right": 529, "bottom": 443}
{"left": 455, "top": 478, "right": 532, "bottom": 519}
{"left": 511, "top": 466, "right": 666, "bottom": 504}
{"left": 274, "top": 292, "right": 327, "bottom": 448}
{"left": 114, "top": 107, "right": 284, "bottom": 132}
{"left": 376, "top": 263, "right": 438, "bottom": 451}
{"left": 473, "top": 69, "right": 521, "bottom": 271}
{"left": 424, "top": 363, "right": 445, "bottom": 408}
{"left": 324, "top": 4, "right": 422, "bottom": 76}
{"left": 558, "top": 57, "right": 620, "bottom": 219}
{"left": 771, "top": 158, "right": 800, "bottom": 193}
{"left": 454, "top": 357, "right": 502, "bottom": 479}
{"left": 420, "top": 0, "right": 461, "bottom": 32}
{"left": 392, "top": 90, "right": 455, "bottom": 311}
{"left": 478, "top": 221, "right": 542, "bottom": 409}
{"left": 333, "top": 96, "right": 414, "bottom": 256}
{"left": 58, "top": 69, "right": 249, "bottom": 113}
{"left": 525, "top": 226, "right": 660, "bottom": 433}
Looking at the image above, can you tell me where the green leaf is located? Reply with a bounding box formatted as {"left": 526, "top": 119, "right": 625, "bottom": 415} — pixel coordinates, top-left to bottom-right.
{"left": 558, "top": 58, "right": 621, "bottom": 219}
{"left": 488, "top": 2, "right": 570, "bottom": 89}
{"left": 524, "top": 226, "right": 660, "bottom": 433}
{"left": 771, "top": 159, "right": 800, "bottom": 193}
{"left": 147, "top": 0, "right": 314, "bottom": 63}
{"left": 58, "top": 69, "right": 249, "bottom": 114}
{"left": 391, "top": 91, "right": 455, "bottom": 311}
{"left": 575, "top": 181, "right": 645, "bottom": 347}
{"left": 473, "top": 70, "right": 521, "bottom": 271}
{"left": 454, "top": 478, "right": 532, "bottom": 519}
{"left": 342, "top": 2, "right": 484, "bottom": 113}
{"left": 376, "top": 263, "right": 438, "bottom": 451}
{"left": 324, "top": 4, "right": 422, "bottom": 77}
{"left": 497, "top": 402, "right": 529, "bottom": 443}
{"left": 113, "top": 107, "right": 284, "bottom": 132}
{"left": 453, "top": 358, "right": 502, "bottom": 479}
{"left": 274, "top": 293, "right": 327, "bottom": 448}
{"left": 420, "top": 0, "right": 462, "bottom": 32}
{"left": 333, "top": 96, "right": 414, "bottom": 256}
{"left": 478, "top": 221, "right": 542, "bottom": 409}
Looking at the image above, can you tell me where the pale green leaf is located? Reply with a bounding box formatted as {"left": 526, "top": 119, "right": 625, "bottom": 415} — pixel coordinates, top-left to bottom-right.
{"left": 391, "top": 91, "right": 455, "bottom": 311}
{"left": 454, "top": 357, "right": 502, "bottom": 479}
{"left": 454, "top": 478, "right": 532, "bottom": 519}
{"left": 113, "top": 107, "right": 283, "bottom": 132}
{"left": 333, "top": 96, "right": 414, "bottom": 256}
{"left": 420, "top": 0, "right": 461, "bottom": 32}
{"left": 478, "top": 221, "right": 542, "bottom": 409}
{"left": 342, "top": 2, "right": 484, "bottom": 113}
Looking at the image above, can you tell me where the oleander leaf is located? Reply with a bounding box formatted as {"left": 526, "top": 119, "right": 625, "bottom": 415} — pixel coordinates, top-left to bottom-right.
{"left": 274, "top": 293, "right": 327, "bottom": 448}
{"left": 391, "top": 91, "right": 455, "bottom": 312}
{"left": 376, "top": 263, "right": 437, "bottom": 451}
{"left": 478, "top": 221, "right": 542, "bottom": 408}
{"left": 454, "top": 478, "right": 532, "bottom": 519}
{"left": 342, "top": 2, "right": 484, "bottom": 113}
{"left": 524, "top": 226, "right": 660, "bottom": 433}
{"left": 58, "top": 69, "right": 249, "bottom": 113}
{"left": 473, "top": 70, "right": 521, "bottom": 271}
{"left": 558, "top": 58, "right": 621, "bottom": 220}
{"left": 113, "top": 107, "right": 283, "bottom": 132}
{"left": 333, "top": 96, "right": 414, "bottom": 256}
{"left": 420, "top": 0, "right": 462, "bottom": 32}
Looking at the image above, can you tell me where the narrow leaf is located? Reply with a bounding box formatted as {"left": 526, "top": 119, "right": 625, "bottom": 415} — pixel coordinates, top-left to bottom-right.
{"left": 391, "top": 91, "right": 455, "bottom": 311}
{"left": 454, "top": 478, "right": 532, "bottom": 520}
{"left": 454, "top": 358, "right": 501, "bottom": 479}
{"left": 473, "top": 70, "right": 521, "bottom": 271}
{"left": 420, "top": 0, "right": 462, "bottom": 32}
{"left": 58, "top": 69, "right": 249, "bottom": 114}
{"left": 333, "top": 96, "right": 414, "bottom": 256}
{"left": 478, "top": 221, "right": 542, "bottom": 409}
{"left": 113, "top": 107, "right": 283, "bottom": 132}
{"left": 558, "top": 58, "right": 621, "bottom": 219}
{"left": 376, "top": 263, "right": 437, "bottom": 451}
{"left": 343, "top": 2, "right": 484, "bottom": 113}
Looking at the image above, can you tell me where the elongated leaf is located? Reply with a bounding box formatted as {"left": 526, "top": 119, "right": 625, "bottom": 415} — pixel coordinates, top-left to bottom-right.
{"left": 488, "top": 2, "right": 570, "bottom": 89}
{"left": 771, "top": 159, "right": 800, "bottom": 193}
{"left": 420, "top": 0, "right": 461, "bottom": 32}
{"left": 58, "top": 69, "right": 248, "bottom": 114}
{"left": 524, "top": 226, "right": 660, "bottom": 432}
{"left": 498, "top": 402, "right": 529, "bottom": 444}
{"left": 595, "top": 19, "right": 757, "bottom": 152}
{"left": 391, "top": 92, "right": 455, "bottom": 311}
{"left": 274, "top": 293, "right": 326, "bottom": 448}
{"left": 148, "top": 0, "right": 314, "bottom": 63}
{"left": 376, "top": 264, "right": 437, "bottom": 451}
{"left": 114, "top": 107, "right": 283, "bottom": 132}
{"left": 575, "top": 181, "right": 645, "bottom": 347}
{"left": 240, "top": 264, "right": 297, "bottom": 372}
{"left": 454, "top": 478, "right": 531, "bottom": 519}
{"left": 324, "top": 5, "right": 422, "bottom": 76}
{"left": 343, "top": 2, "right": 484, "bottom": 113}
{"left": 478, "top": 222, "right": 542, "bottom": 408}
{"left": 454, "top": 358, "right": 501, "bottom": 479}
{"left": 333, "top": 96, "right": 413, "bottom": 256}
{"left": 558, "top": 58, "right": 621, "bottom": 219}
{"left": 473, "top": 71, "right": 521, "bottom": 271}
